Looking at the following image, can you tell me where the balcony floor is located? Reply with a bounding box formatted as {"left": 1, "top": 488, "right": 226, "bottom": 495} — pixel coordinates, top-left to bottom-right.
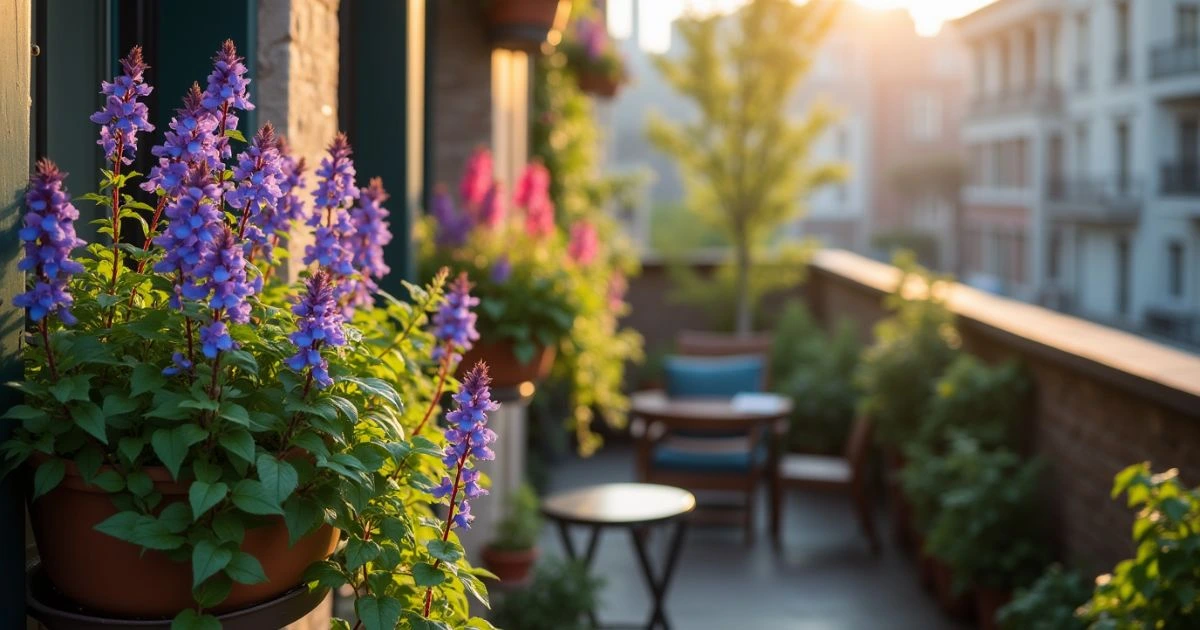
{"left": 539, "top": 446, "right": 966, "bottom": 630}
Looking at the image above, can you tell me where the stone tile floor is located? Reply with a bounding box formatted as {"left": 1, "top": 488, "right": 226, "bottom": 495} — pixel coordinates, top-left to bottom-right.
{"left": 538, "top": 446, "right": 967, "bottom": 630}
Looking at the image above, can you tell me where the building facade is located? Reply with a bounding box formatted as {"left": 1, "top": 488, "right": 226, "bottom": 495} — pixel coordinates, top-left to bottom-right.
{"left": 958, "top": 0, "right": 1200, "bottom": 345}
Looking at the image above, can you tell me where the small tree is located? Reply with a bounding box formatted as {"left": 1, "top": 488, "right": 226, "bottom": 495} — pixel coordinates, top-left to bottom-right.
{"left": 647, "top": 0, "right": 844, "bottom": 335}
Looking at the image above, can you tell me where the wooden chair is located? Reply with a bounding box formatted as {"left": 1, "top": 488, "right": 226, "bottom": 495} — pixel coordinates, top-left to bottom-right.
{"left": 632, "top": 332, "right": 774, "bottom": 542}
{"left": 769, "top": 416, "right": 879, "bottom": 554}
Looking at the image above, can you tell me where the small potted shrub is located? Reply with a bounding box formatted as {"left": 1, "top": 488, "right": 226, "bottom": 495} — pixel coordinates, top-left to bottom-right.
{"left": 482, "top": 482, "right": 543, "bottom": 583}
{"left": 1080, "top": 463, "right": 1200, "bottom": 627}
{"left": 562, "top": 15, "right": 627, "bottom": 98}
{"left": 996, "top": 565, "right": 1091, "bottom": 630}
{"left": 914, "top": 354, "right": 1029, "bottom": 453}
{"left": 490, "top": 559, "right": 602, "bottom": 629}
{"left": 487, "top": 0, "right": 572, "bottom": 51}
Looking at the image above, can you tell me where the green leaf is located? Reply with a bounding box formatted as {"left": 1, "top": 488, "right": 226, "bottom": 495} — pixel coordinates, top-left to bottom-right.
{"left": 224, "top": 128, "right": 248, "bottom": 143}
{"left": 225, "top": 551, "right": 268, "bottom": 585}
{"left": 403, "top": 611, "right": 452, "bottom": 630}
{"left": 91, "top": 469, "right": 124, "bottom": 492}
{"left": 192, "top": 539, "right": 233, "bottom": 587}
{"left": 218, "top": 429, "right": 256, "bottom": 463}
{"left": 32, "top": 458, "right": 65, "bottom": 499}
{"left": 131, "top": 364, "right": 167, "bottom": 396}
{"left": 345, "top": 538, "right": 381, "bottom": 572}
{"left": 212, "top": 511, "right": 245, "bottom": 545}
{"left": 3, "top": 405, "right": 45, "bottom": 421}
{"left": 513, "top": 341, "right": 537, "bottom": 366}
{"left": 355, "top": 596, "right": 403, "bottom": 630}
{"left": 117, "top": 436, "right": 145, "bottom": 464}
{"left": 159, "top": 502, "right": 192, "bottom": 534}
{"left": 426, "top": 539, "right": 463, "bottom": 564}
{"left": 231, "top": 479, "right": 284, "bottom": 515}
{"left": 304, "top": 560, "right": 348, "bottom": 589}
{"left": 459, "top": 571, "right": 490, "bottom": 609}
{"left": 256, "top": 454, "right": 298, "bottom": 504}
{"left": 151, "top": 424, "right": 208, "bottom": 480}
{"left": 126, "top": 471, "right": 154, "bottom": 497}
{"left": 189, "top": 481, "right": 229, "bottom": 520}
{"left": 218, "top": 402, "right": 251, "bottom": 427}
{"left": 101, "top": 393, "right": 139, "bottom": 417}
{"left": 94, "top": 511, "right": 142, "bottom": 543}
{"left": 49, "top": 374, "right": 92, "bottom": 404}
{"left": 191, "top": 573, "right": 233, "bottom": 609}
{"left": 410, "top": 436, "right": 443, "bottom": 457}
{"left": 171, "top": 609, "right": 221, "bottom": 630}
{"left": 283, "top": 496, "right": 324, "bottom": 545}
{"left": 412, "top": 561, "right": 446, "bottom": 587}
{"left": 68, "top": 401, "right": 107, "bottom": 444}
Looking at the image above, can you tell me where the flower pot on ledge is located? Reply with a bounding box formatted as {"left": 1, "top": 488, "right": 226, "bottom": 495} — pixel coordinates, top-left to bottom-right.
{"left": 578, "top": 72, "right": 621, "bottom": 99}
{"left": 974, "top": 586, "right": 1012, "bottom": 630}
{"left": 487, "top": 0, "right": 571, "bottom": 51}
{"left": 460, "top": 341, "right": 555, "bottom": 389}
{"left": 29, "top": 458, "right": 339, "bottom": 618}
{"left": 481, "top": 545, "right": 538, "bottom": 584}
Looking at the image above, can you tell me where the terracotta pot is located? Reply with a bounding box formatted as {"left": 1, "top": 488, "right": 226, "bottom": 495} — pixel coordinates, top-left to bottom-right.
{"left": 578, "top": 72, "right": 621, "bottom": 98}
{"left": 460, "top": 341, "right": 555, "bottom": 389}
{"left": 930, "top": 558, "right": 975, "bottom": 621}
{"left": 487, "top": 0, "right": 571, "bottom": 51}
{"left": 29, "top": 458, "right": 339, "bottom": 618}
{"left": 482, "top": 545, "right": 538, "bottom": 584}
{"left": 974, "top": 586, "right": 1012, "bottom": 630}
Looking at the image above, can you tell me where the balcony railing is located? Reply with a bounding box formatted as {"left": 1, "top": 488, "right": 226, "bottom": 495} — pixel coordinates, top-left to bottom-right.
{"left": 1161, "top": 161, "right": 1200, "bottom": 195}
{"left": 1046, "top": 176, "right": 1143, "bottom": 224}
{"left": 1151, "top": 40, "right": 1200, "bottom": 79}
{"left": 968, "top": 85, "right": 1062, "bottom": 118}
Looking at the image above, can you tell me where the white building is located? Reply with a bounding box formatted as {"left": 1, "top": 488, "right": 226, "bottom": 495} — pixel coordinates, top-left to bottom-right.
{"left": 958, "top": 0, "right": 1200, "bottom": 345}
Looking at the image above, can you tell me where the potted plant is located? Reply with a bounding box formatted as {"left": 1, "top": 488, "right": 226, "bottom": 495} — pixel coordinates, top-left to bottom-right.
{"left": 913, "top": 354, "right": 1029, "bottom": 454}
{"left": 922, "top": 437, "right": 1050, "bottom": 628}
{"left": 490, "top": 559, "right": 603, "bottom": 629}
{"left": 1080, "top": 463, "right": 1200, "bottom": 628}
{"left": 482, "top": 482, "right": 543, "bottom": 583}
{"left": 561, "top": 15, "right": 627, "bottom": 98}
{"left": 2, "top": 42, "right": 498, "bottom": 630}
{"left": 487, "top": 0, "right": 572, "bottom": 51}
{"left": 996, "top": 565, "right": 1091, "bottom": 630}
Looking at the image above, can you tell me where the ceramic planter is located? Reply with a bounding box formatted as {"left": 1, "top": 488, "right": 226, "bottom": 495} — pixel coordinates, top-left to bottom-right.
{"left": 930, "top": 558, "right": 974, "bottom": 621}
{"left": 578, "top": 73, "right": 621, "bottom": 99}
{"left": 29, "top": 458, "right": 339, "bottom": 617}
{"left": 974, "top": 586, "right": 1012, "bottom": 630}
{"left": 460, "top": 341, "right": 555, "bottom": 389}
{"left": 487, "top": 0, "right": 571, "bottom": 51}
{"left": 481, "top": 545, "right": 538, "bottom": 583}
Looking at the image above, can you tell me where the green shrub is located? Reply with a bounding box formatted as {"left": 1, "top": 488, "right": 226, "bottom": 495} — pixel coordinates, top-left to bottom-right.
{"left": 1081, "top": 463, "right": 1200, "bottom": 629}
{"left": 917, "top": 355, "right": 1029, "bottom": 452}
{"left": 921, "top": 436, "right": 1050, "bottom": 592}
{"left": 490, "top": 559, "right": 603, "bottom": 630}
{"left": 490, "top": 483, "right": 543, "bottom": 552}
{"left": 997, "top": 564, "right": 1091, "bottom": 630}
{"left": 771, "top": 301, "right": 861, "bottom": 453}
{"left": 855, "top": 251, "right": 959, "bottom": 448}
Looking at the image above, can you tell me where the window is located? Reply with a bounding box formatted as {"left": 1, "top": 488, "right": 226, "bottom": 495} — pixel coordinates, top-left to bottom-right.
{"left": 908, "top": 92, "right": 942, "bottom": 141}
{"left": 1169, "top": 242, "right": 1185, "bottom": 298}
{"left": 1117, "top": 237, "right": 1131, "bottom": 316}
{"left": 1116, "top": 120, "right": 1131, "bottom": 193}
{"left": 1180, "top": 5, "right": 1200, "bottom": 46}
{"left": 1049, "top": 230, "right": 1062, "bottom": 280}
{"left": 1116, "top": 2, "right": 1131, "bottom": 82}
{"left": 1075, "top": 122, "right": 1090, "bottom": 174}
{"left": 1076, "top": 13, "right": 1090, "bottom": 89}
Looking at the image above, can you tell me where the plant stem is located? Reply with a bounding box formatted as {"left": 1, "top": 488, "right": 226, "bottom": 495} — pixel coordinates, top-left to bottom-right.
{"left": 103, "top": 141, "right": 125, "bottom": 328}
{"left": 413, "top": 351, "right": 451, "bottom": 436}
{"left": 423, "top": 450, "right": 468, "bottom": 617}
{"left": 124, "top": 196, "right": 171, "bottom": 313}
{"left": 39, "top": 319, "right": 58, "bottom": 381}
{"left": 375, "top": 290, "right": 439, "bottom": 359}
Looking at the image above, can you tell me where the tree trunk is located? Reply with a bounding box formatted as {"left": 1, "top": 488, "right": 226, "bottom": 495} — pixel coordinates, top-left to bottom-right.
{"left": 734, "top": 239, "right": 752, "bottom": 336}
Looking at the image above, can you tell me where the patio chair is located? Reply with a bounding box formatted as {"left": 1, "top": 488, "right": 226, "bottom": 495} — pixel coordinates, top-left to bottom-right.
{"left": 769, "top": 416, "right": 879, "bottom": 554}
{"left": 632, "top": 332, "right": 774, "bottom": 542}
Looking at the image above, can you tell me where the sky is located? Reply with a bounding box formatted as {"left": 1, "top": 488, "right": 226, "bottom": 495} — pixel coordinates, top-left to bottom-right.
{"left": 607, "top": 0, "right": 997, "bottom": 52}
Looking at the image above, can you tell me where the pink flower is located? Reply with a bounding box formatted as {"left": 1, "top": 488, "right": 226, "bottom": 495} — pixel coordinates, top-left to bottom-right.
{"left": 607, "top": 272, "right": 628, "bottom": 311}
{"left": 567, "top": 220, "right": 599, "bottom": 265}
{"left": 479, "top": 182, "right": 507, "bottom": 229}
{"left": 524, "top": 197, "right": 556, "bottom": 238}
{"left": 514, "top": 162, "right": 551, "bottom": 210}
{"left": 459, "top": 147, "right": 493, "bottom": 211}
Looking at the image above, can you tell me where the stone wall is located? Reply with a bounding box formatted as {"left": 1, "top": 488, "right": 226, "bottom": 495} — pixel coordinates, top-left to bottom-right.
{"left": 626, "top": 249, "right": 1200, "bottom": 572}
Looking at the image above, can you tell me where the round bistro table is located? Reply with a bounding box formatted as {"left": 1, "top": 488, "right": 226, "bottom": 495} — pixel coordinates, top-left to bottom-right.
{"left": 541, "top": 482, "right": 696, "bottom": 630}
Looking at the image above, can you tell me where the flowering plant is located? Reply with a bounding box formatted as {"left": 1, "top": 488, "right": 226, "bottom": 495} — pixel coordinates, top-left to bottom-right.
{"left": 560, "top": 15, "right": 627, "bottom": 86}
{"left": 2, "top": 42, "right": 496, "bottom": 630}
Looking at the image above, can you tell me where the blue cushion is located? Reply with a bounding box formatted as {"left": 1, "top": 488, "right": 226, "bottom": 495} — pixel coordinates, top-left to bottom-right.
{"left": 653, "top": 439, "right": 769, "bottom": 472}
{"left": 663, "top": 355, "right": 764, "bottom": 398}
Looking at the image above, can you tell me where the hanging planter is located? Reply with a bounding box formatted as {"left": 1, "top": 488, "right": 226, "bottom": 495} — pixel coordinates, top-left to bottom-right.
{"left": 577, "top": 72, "right": 621, "bottom": 98}
{"left": 487, "top": 0, "right": 572, "bottom": 51}
{"left": 561, "top": 14, "right": 628, "bottom": 100}
{"left": 461, "top": 341, "right": 556, "bottom": 389}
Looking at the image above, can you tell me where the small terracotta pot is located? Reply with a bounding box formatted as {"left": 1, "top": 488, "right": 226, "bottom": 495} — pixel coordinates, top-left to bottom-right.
{"left": 29, "top": 458, "right": 339, "bottom": 617}
{"left": 487, "top": 0, "right": 571, "bottom": 51}
{"left": 578, "top": 73, "right": 621, "bottom": 98}
{"left": 974, "top": 586, "right": 1012, "bottom": 630}
{"left": 481, "top": 545, "right": 538, "bottom": 583}
{"left": 930, "top": 558, "right": 974, "bottom": 621}
{"left": 460, "top": 341, "right": 555, "bottom": 389}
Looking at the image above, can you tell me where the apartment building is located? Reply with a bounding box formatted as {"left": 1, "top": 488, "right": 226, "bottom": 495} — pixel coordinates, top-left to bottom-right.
{"left": 958, "top": 0, "right": 1200, "bottom": 344}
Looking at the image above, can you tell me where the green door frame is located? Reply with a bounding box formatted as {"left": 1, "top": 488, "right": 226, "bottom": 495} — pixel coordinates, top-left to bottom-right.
{"left": 1, "top": 1, "right": 31, "bottom": 624}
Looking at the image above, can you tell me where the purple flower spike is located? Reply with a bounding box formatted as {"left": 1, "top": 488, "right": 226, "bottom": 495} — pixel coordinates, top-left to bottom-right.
{"left": 434, "top": 362, "right": 500, "bottom": 532}
{"left": 154, "top": 164, "right": 223, "bottom": 305}
{"left": 90, "top": 46, "right": 155, "bottom": 165}
{"left": 190, "top": 226, "right": 257, "bottom": 324}
{"left": 274, "top": 136, "right": 309, "bottom": 229}
{"left": 430, "top": 188, "right": 471, "bottom": 248}
{"left": 490, "top": 255, "right": 512, "bottom": 283}
{"left": 345, "top": 177, "right": 394, "bottom": 308}
{"left": 285, "top": 271, "right": 347, "bottom": 389}
{"left": 143, "top": 84, "right": 222, "bottom": 197}
{"left": 14, "top": 160, "right": 85, "bottom": 325}
{"left": 310, "top": 133, "right": 358, "bottom": 225}
{"left": 228, "top": 123, "right": 285, "bottom": 260}
{"left": 431, "top": 273, "right": 480, "bottom": 363}
{"left": 202, "top": 40, "right": 254, "bottom": 160}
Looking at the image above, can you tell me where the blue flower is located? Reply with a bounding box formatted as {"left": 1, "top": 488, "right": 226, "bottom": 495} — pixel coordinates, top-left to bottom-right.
{"left": 162, "top": 352, "right": 194, "bottom": 377}
{"left": 189, "top": 225, "right": 258, "bottom": 326}
{"left": 434, "top": 362, "right": 500, "bottom": 531}
{"left": 286, "top": 271, "right": 347, "bottom": 389}
{"left": 273, "top": 136, "right": 309, "bottom": 231}
{"left": 227, "top": 123, "right": 285, "bottom": 260}
{"left": 202, "top": 40, "right": 254, "bottom": 159}
{"left": 153, "top": 164, "right": 223, "bottom": 306}
{"left": 344, "top": 177, "right": 394, "bottom": 308}
{"left": 14, "top": 160, "right": 85, "bottom": 325}
{"left": 143, "top": 83, "right": 222, "bottom": 197}
{"left": 310, "top": 133, "right": 358, "bottom": 224}
{"left": 430, "top": 188, "right": 471, "bottom": 248}
{"left": 89, "top": 47, "right": 154, "bottom": 165}
{"left": 431, "top": 273, "right": 479, "bottom": 363}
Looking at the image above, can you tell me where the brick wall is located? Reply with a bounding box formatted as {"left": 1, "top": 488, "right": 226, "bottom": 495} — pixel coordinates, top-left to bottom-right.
{"left": 430, "top": 0, "right": 494, "bottom": 192}
{"left": 626, "top": 249, "right": 1200, "bottom": 572}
